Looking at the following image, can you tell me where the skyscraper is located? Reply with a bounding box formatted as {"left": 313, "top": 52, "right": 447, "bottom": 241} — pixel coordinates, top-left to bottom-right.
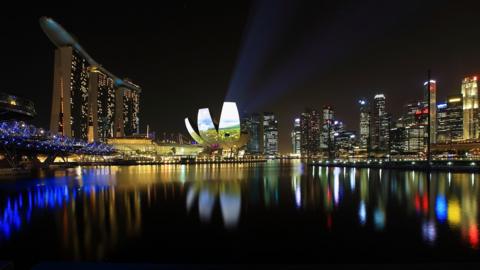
{"left": 243, "top": 113, "right": 263, "bottom": 155}
{"left": 424, "top": 80, "right": 437, "bottom": 143}
{"left": 462, "top": 76, "right": 479, "bottom": 140}
{"left": 115, "top": 81, "right": 141, "bottom": 137}
{"left": 263, "top": 112, "right": 278, "bottom": 156}
{"left": 436, "top": 102, "right": 448, "bottom": 143}
{"left": 300, "top": 108, "right": 321, "bottom": 156}
{"left": 291, "top": 118, "right": 301, "bottom": 155}
{"left": 446, "top": 96, "right": 463, "bottom": 142}
{"left": 320, "top": 106, "right": 334, "bottom": 150}
{"left": 50, "top": 46, "right": 90, "bottom": 140}
{"left": 358, "top": 99, "right": 370, "bottom": 151}
{"left": 370, "top": 94, "right": 389, "bottom": 152}
{"left": 89, "top": 68, "right": 116, "bottom": 140}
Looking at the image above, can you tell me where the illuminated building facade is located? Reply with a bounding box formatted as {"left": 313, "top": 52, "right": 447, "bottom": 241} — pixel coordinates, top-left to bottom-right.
{"left": 389, "top": 127, "right": 407, "bottom": 154}
{"left": 89, "top": 69, "right": 116, "bottom": 140}
{"left": 436, "top": 102, "right": 448, "bottom": 143}
{"left": 300, "top": 108, "right": 321, "bottom": 156}
{"left": 50, "top": 46, "right": 90, "bottom": 140}
{"left": 263, "top": 112, "right": 279, "bottom": 156}
{"left": 41, "top": 17, "right": 141, "bottom": 141}
{"left": 358, "top": 99, "right": 370, "bottom": 151}
{"left": 446, "top": 96, "right": 463, "bottom": 141}
{"left": 462, "top": 76, "right": 479, "bottom": 140}
{"left": 243, "top": 113, "right": 263, "bottom": 155}
{"left": 424, "top": 80, "right": 437, "bottom": 143}
{"left": 334, "top": 131, "right": 356, "bottom": 154}
{"left": 291, "top": 118, "right": 301, "bottom": 155}
{"left": 116, "top": 83, "right": 141, "bottom": 137}
{"left": 321, "top": 106, "right": 334, "bottom": 150}
{"left": 435, "top": 96, "right": 464, "bottom": 143}
{"left": 370, "top": 94, "right": 389, "bottom": 152}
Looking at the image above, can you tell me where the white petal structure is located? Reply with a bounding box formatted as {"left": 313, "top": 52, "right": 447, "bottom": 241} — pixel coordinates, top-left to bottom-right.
{"left": 218, "top": 102, "right": 241, "bottom": 144}
{"left": 197, "top": 108, "right": 218, "bottom": 144}
{"left": 184, "top": 118, "right": 205, "bottom": 145}
{"left": 185, "top": 102, "right": 242, "bottom": 148}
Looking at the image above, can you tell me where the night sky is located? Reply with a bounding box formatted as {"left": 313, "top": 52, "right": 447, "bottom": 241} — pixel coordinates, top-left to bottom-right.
{"left": 2, "top": 1, "right": 480, "bottom": 153}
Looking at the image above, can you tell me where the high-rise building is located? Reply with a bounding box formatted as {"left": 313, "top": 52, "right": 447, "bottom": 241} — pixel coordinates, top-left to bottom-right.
{"left": 437, "top": 96, "right": 463, "bottom": 143}
{"left": 389, "top": 127, "right": 407, "bottom": 154}
{"left": 370, "top": 94, "right": 389, "bottom": 152}
{"left": 300, "top": 108, "right": 321, "bottom": 156}
{"left": 320, "top": 106, "right": 334, "bottom": 150}
{"left": 447, "top": 96, "right": 464, "bottom": 142}
{"left": 50, "top": 46, "right": 90, "bottom": 140}
{"left": 424, "top": 80, "right": 437, "bottom": 143}
{"left": 358, "top": 99, "right": 370, "bottom": 151}
{"left": 334, "top": 131, "right": 357, "bottom": 154}
{"left": 436, "top": 102, "right": 448, "bottom": 143}
{"left": 115, "top": 81, "right": 141, "bottom": 137}
{"left": 291, "top": 118, "right": 301, "bottom": 155}
{"left": 462, "top": 76, "right": 479, "bottom": 140}
{"left": 263, "top": 112, "right": 278, "bottom": 156}
{"left": 89, "top": 68, "right": 116, "bottom": 140}
{"left": 41, "top": 17, "right": 141, "bottom": 141}
{"left": 243, "top": 113, "right": 263, "bottom": 155}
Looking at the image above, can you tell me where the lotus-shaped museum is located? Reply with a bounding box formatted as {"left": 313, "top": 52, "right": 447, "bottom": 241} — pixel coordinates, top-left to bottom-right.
{"left": 185, "top": 102, "right": 245, "bottom": 150}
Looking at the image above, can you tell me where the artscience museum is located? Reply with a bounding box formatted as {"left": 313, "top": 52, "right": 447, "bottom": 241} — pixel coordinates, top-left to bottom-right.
{"left": 185, "top": 102, "right": 246, "bottom": 155}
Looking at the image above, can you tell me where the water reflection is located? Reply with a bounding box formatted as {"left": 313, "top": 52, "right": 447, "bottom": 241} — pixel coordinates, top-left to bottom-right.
{"left": 186, "top": 181, "right": 241, "bottom": 229}
{"left": 0, "top": 161, "right": 479, "bottom": 262}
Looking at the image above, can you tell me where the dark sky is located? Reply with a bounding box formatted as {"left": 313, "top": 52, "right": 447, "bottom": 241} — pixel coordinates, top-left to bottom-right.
{"left": 2, "top": 1, "right": 480, "bottom": 153}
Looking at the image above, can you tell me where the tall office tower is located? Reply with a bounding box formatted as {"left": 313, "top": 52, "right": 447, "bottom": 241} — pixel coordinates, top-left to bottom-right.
{"left": 50, "top": 47, "right": 90, "bottom": 140}
{"left": 370, "top": 94, "right": 389, "bottom": 152}
{"left": 462, "top": 76, "right": 479, "bottom": 140}
{"left": 291, "top": 118, "right": 301, "bottom": 155}
{"left": 89, "top": 68, "right": 116, "bottom": 141}
{"left": 406, "top": 125, "right": 426, "bottom": 153}
{"left": 424, "top": 80, "right": 437, "bottom": 143}
{"left": 321, "top": 106, "right": 334, "bottom": 150}
{"left": 436, "top": 102, "right": 448, "bottom": 143}
{"left": 243, "top": 113, "right": 263, "bottom": 155}
{"left": 115, "top": 81, "right": 141, "bottom": 137}
{"left": 334, "top": 131, "right": 357, "bottom": 153}
{"left": 263, "top": 112, "right": 279, "bottom": 156}
{"left": 446, "top": 96, "right": 463, "bottom": 141}
{"left": 358, "top": 99, "right": 370, "bottom": 151}
{"left": 389, "top": 127, "right": 407, "bottom": 154}
{"left": 300, "top": 108, "right": 321, "bottom": 156}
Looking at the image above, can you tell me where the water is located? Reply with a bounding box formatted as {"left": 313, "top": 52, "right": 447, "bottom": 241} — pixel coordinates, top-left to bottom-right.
{"left": 0, "top": 160, "right": 480, "bottom": 267}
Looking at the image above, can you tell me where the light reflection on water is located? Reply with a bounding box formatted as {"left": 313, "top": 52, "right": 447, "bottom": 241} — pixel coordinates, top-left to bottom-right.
{"left": 0, "top": 160, "right": 479, "bottom": 263}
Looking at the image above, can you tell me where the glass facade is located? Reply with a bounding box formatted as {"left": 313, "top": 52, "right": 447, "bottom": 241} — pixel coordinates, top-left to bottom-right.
{"left": 291, "top": 118, "right": 301, "bottom": 155}
{"left": 358, "top": 99, "right": 370, "bottom": 151}
{"left": 243, "top": 113, "right": 262, "bottom": 155}
{"left": 300, "top": 108, "right": 321, "bottom": 156}
{"left": 462, "top": 76, "right": 479, "bottom": 140}
{"left": 263, "top": 112, "right": 278, "bottom": 156}
{"left": 370, "top": 94, "right": 389, "bottom": 152}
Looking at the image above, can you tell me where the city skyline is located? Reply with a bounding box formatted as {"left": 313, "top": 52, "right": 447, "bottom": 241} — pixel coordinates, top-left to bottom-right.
{"left": 3, "top": 2, "right": 480, "bottom": 152}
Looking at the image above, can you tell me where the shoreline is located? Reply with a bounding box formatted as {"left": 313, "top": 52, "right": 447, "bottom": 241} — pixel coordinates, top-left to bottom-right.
{"left": 307, "top": 160, "right": 480, "bottom": 172}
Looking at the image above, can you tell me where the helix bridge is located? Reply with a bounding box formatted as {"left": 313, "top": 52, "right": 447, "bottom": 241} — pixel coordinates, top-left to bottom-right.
{"left": 0, "top": 120, "right": 114, "bottom": 168}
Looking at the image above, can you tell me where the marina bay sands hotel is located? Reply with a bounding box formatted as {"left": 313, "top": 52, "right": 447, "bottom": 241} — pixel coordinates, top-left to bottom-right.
{"left": 40, "top": 17, "right": 141, "bottom": 142}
